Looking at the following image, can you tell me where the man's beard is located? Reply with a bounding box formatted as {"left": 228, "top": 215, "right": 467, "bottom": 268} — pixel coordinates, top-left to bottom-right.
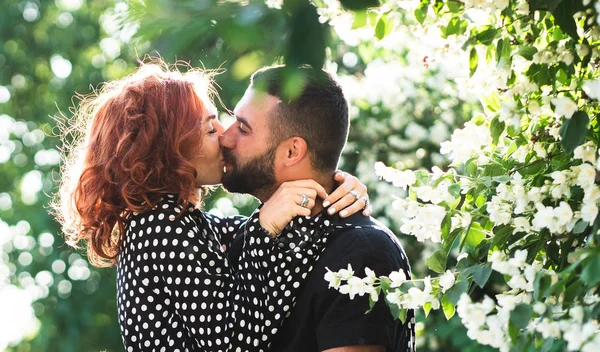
{"left": 221, "top": 146, "right": 277, "bottom": 200}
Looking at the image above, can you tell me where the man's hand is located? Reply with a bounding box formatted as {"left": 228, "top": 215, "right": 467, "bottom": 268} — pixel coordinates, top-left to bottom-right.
{"left": 323, "top": 345, "right": 386, "bottom": 352}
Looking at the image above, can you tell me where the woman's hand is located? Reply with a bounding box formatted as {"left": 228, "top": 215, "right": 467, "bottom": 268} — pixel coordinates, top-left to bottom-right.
{"left": 323, "top": 171, "right": 372, "bottom": 218}
{"left": 259, "top": 180, "right": 328, "bottom": 236}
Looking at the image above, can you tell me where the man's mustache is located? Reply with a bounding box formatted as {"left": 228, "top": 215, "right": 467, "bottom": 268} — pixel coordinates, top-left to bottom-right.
{"left": 221, "top": 147, "right": 235, "bottom": 164}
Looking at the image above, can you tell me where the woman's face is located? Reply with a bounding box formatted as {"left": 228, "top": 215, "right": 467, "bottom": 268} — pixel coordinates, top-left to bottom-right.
{"left": 191, "top": 96, "right": 226, "bottom": 187}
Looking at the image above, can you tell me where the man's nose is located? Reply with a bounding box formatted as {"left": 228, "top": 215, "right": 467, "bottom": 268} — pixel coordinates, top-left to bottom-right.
{"left": 219, "top": 126, "right": 235, "bottom": 148}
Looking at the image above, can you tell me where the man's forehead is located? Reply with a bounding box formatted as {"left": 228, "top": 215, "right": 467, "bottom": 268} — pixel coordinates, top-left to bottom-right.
{"left": 233, "top": 87, "right": 280, "bottom": 116}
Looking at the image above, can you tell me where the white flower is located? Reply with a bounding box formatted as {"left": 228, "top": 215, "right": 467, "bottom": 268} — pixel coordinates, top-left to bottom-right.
{"left": 581, "top": 202, "right": 599, "bottom": 223}
{"left": 365, "top": 285, "right": 379, "bottom": 302}
{"left": 583, "top": 79, "right": 600, "bottom": 100}
{"left": 514, "top": 0, "right": 529, "bottom": 15}
{"left": 551, "top": 97, "right": 578, "bottom": 119}
{"left": 374, "top": 162, "right": 416, "bottom": 190}
{"left": 439, "top": 270, "right": 456, "bottom": 293}
{"left": 362, "top": 267, "right": 377, "bottom": 286}
{"left": 406, "top": 287, "right": 426, "bottom": 309}
{"left": 389, "top": 270, "right": 407, "bottom": 288}
{"left": 574, "top": 142, "right": 598, "bottom": 164}
{"left": 339, "top": 276, "right": 366, "bottom": 300}
{"left": 554, "top": 201, "right": 574, "bottom": 225}
{"left": 324, "top": 268, "right": 342, "bottom": 289}
{"left": 513, "top": 217, "right": 531, "bottom": 233}
{"left": 338, "top": 264, "right": 354, "bottom": 280}
{"left": 536, "top": 318, "right": 561, "bottom": 339}
{"left": 440, "top": 121, "right": 492, "bottom": 164}
{"left": 576, "top": 43, "right": 590, "bottom": 57}
{"left": 386, "top": 290, "right": 403, "bottom": 306}
{"left": 575, "top": 163, "right": 597, "bottom": 189}
{"left": 570, "top": 306, "right": 584, "bottom": 323}
{"left": 585, "top": 185, "right": 600, "bottom": 203}
{"left": 532, "top": 204, "right": 555, "bottom": 231}
{"left": 533, "top": 302, "right": 546, "bottom": 315}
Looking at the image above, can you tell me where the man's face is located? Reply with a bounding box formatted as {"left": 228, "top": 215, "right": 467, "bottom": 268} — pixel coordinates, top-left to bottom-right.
{"left": 219, "top": 87, "right": 281, "bottom": 198}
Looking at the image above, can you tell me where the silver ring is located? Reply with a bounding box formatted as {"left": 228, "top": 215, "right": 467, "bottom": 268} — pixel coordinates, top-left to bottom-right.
{"left": 300, "top": 194, "right": 310, "bottom": 208}
{"left": 349, "top": 190, "right": 360, "bottom": 200}
{"left": 360, "top": 196, "right": 369, "bottom": 209}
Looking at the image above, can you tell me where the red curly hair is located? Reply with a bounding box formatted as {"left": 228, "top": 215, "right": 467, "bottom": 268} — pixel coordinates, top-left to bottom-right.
{"left": 52, "top": 61, "right": 216, "bottom": 267}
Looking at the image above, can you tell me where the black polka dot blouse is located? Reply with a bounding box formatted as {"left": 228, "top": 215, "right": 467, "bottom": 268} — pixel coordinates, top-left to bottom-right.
{"left": 116, "top": 194, "right": 331, "bottom": 351}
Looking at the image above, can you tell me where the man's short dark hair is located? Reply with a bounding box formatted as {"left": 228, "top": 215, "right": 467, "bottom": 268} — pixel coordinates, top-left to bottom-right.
{"left": 250, "top": 65, "right": 349, "bottom": 173}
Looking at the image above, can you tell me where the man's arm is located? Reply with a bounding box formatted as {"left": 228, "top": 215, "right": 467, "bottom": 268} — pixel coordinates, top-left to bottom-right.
{"left": 324, "top": 346, "right": 386, "bottom": 352}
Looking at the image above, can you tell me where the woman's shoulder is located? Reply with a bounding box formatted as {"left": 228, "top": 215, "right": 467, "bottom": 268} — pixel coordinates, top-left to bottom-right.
{"left": 124, "top": 195, "right": 198, "bottom": 239}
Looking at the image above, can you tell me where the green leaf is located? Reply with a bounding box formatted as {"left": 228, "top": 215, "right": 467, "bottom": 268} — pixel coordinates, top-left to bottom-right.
{"left": 490, "top": 117, "right": 506, "bottom": 145}
{"left": 471, "top": 264, "right": 492, "bottom": 288}
{"left": 447, "top": 183, "right": 461, "bottom": 198}
{"left": 492, "top": 225, "right": 515, "bottom": 247}
{"left": 496, "top": 38, "right": 512, "bottom": 68}
{"left": 423, "top": 301, "right": 432, "bottom": 317}
{"left": 508, "top": 320, "right": 520, "bottom": 342}
{"left": 465, "top": 222, "right": 485, "bottom": 247}
{"left": 480, "top": 91, "right": 501, "bottom": 112}
{"left": 533, "top": 271, "right": 551, "bottom": 301}
{"left": 517, "top": 45, "right": 538, "bottom": 60}
{"left": 510, "top": 303, "right": 533, "bottom": 329}
{"left": 387, "top": 300, "right": 401, "bottom": 320}
{"left": 414, "top": 6, "right": 426, "bottom": 24}
{"left": 446, "top": 17, "right": 463, "bottom": 36}
{"left": 469, "top": 47, "right": 478, "bottom": 77}
{"left": 573, "top": 219, "right": 589, "bottom": 234}
{"left": 552, "top": 0, "right": 582, "bottom": 39}
{"left": 475, "top": 27, "right": 499, "bottom": 45}
{"left": 529, "top": 0, "right": 562, "bottom": 12}
{"left": 375, "top": 16, "right": 386, "bottom": 40}
{"left": 559, "top": 111, "right": 590, "bottom": 154}
{"left": 445, "top": 279, "right": 469, "bottom": 304}
{"left": 340, "top": 0, "right": 380, "bottom": 11}
{"left": 351, "top": 10, "right": 368, "bottom": 29}
{"left": 581, "top": 255, "right": 600, "bottom": 286}
{"left": 426, "top": 249, "right": 448, "bottom": 273}
{"left": 563, "top": 281, "right": 582, "bottom": 306}
{"left": 441, "top": 294, "right": 455, "bottom": 320}
{"left": 399, "top": 308, "right": 408, "bottom": 324}
{"left": 475, "top": 193, "right": 487, "bottom": 208}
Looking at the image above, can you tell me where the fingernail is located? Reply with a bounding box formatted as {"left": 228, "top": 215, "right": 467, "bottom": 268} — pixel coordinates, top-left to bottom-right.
{"left": 340, "top": 210, "right": 348, "bottom": 217}
{"left": 323, "top": 201, "right": 330, "bottom": 207}
{"left": 328, "top": 207, "right": 336, "bottom": 215}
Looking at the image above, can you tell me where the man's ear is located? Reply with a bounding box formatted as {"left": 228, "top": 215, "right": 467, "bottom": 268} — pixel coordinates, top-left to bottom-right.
{"left": 280, "top": 136, "right": 308, "bottom": 167}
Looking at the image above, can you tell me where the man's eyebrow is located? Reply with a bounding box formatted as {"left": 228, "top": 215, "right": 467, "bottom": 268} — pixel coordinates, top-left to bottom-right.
{"left": 235, "top": 116, "right": 253, "bottom": 131}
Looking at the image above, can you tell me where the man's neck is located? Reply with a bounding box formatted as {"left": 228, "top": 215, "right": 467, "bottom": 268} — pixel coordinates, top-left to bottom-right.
{"left": 309, "top": 175, "right": 335, "bottom": 216}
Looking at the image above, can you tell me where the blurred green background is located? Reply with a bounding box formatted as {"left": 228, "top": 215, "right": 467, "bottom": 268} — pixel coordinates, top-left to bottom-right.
{"left": 0, "top": 0, "right": 489, "bottom": 351}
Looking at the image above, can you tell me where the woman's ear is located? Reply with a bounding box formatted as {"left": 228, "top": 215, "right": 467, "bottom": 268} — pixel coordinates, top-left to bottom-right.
{"left": 281, "top": 136, "right": 308, "bottom": 167}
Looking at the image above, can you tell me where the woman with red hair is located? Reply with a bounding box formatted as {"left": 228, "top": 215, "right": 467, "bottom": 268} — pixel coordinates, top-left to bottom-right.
{"left": 52, "top": 60, "right": 368, "bottom": 351}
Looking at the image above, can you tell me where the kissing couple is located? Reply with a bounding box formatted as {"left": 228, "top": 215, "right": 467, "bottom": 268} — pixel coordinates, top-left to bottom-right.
{"left": 53, "top": 59, "right": 414, "bottom": 351}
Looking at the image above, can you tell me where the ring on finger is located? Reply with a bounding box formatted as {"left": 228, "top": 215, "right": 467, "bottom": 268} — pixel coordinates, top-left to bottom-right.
{"left": 349, "top": 190, "right": 361, "bottom": 200}
{"left": 360, "top": 196, "right": 369, "bottom": 209}
{"left": 300, "top": 194, "right": 310, "bottom": 208}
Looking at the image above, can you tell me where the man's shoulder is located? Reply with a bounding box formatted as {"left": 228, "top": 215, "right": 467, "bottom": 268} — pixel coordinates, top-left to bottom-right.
{"left": 329, "top": 216, "right": 402, "bottom": 250}
{"left": 319, "top": 215, "right": 410, "bottom": 275}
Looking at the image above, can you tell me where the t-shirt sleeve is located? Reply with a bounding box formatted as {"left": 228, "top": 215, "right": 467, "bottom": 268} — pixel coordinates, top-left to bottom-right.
{"left": 313, "top": 229, "right": 414, "bottom": 351}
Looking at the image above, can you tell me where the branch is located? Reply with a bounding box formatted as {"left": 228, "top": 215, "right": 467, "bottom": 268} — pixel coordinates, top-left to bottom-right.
{"left": 508, "top": 152, "right": 562, "bottom": 175}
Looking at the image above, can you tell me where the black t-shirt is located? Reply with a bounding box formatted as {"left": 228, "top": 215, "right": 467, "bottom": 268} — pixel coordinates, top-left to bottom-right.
{"left": 231, "top": 212, "right": 415, "bottom": 352}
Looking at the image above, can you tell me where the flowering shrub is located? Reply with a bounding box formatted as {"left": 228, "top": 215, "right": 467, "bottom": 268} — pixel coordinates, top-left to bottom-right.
{"left": 325, "top": 0, "right": 600, "bottom": 350}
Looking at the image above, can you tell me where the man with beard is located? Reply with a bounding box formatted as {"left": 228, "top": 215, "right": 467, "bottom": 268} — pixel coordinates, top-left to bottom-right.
{"left": 219, "top": 66, "right": 415, "bottom": 352}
